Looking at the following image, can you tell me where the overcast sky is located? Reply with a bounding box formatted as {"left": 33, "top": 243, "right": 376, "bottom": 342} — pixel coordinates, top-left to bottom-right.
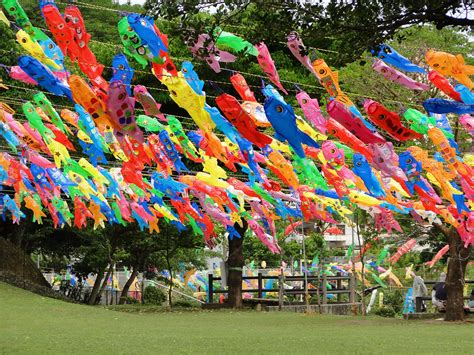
{"left": 118, "top": 0, "right": 145, "bottom": 4}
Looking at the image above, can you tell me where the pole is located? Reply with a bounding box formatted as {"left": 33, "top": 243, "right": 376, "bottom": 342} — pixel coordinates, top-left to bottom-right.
{"left": 301, "top": 222, "right": 310, "bottom": 313}
{"left": 208, "top": 273, "right": 214, "bottom": 304}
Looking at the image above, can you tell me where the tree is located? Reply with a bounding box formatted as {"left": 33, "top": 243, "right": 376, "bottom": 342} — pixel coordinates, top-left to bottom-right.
{"left": 226, "top": 219, "right": 248, "bottom": 308}
{"left": 145, "top": 0, "right": 473, "bottom": 65}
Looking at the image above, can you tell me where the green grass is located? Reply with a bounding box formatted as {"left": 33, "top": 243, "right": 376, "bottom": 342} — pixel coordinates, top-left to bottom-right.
{"left": 0, "top": 282, "right": 472, "bottom": 354}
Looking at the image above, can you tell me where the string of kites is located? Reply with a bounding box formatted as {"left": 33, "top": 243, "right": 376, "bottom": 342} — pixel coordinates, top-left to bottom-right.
{"left": 0, "top": 0, "right": 472, "bottom": 262}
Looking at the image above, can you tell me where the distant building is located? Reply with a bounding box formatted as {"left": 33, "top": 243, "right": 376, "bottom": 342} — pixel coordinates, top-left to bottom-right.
{"left": 323, "top": 223, "right": 362, "bottom": 248}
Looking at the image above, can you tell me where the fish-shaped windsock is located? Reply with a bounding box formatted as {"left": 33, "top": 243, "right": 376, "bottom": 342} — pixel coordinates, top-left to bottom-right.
{"left": 370, "top": 44, "right": 425, "bottom": 73}
{"left": 9, "top": 65, "right": 38, "bottom": 85}
{"left": 294, "top": 155, "right": 327, "bottom": 189}
{"left": 46, "top": 123, "right": 75, "bottom": 151}
{"left": 136, "top": 114, "right": 166, "bottom": 132}
{"left": 0, "top": 9, "right": 9, "bottom": 25}
{"left": 187, "top": 33, "right": 236, "bottom": 73}
{"left": 368, "top": 142, "right": 407, "bottom": 181}
{"left": 248, "top": 220, "right": 281, "bottom": 254}
{"left": 16, "top": 29, "right": 61, "bottom": 70}
{"left": 111, "top": 53, "right": 134, "bottom": 96}
{"left": 22, "top": 101, "right": 54, "bottom": 143}
{"left": 426, "top": 245, "right": 450, "bottom": 268}
{"left": 264, "top": 146, "right": 300, "bottom": 189}
{"left": 372, "top": 59, "right": 428, "bottom": 90}
{"left": 425, "top": 50, "right": 474, "bottom": 89}
{"left": 363, "top": 100, "right": 422, "bottom": 141}
{"left": 158, "top": 130, "right": 188, "bottom": 173}
{"left": 428, "top": 127, "right": 473, "bottom": 184}
{"left": 327, "top": 100, "right": 385, "bottom": 144}
{"left": 296, "top": 90, "right": 327, "bottom": 134}
{"left": 167, "top": 115, "right": 201, "bottom": 161}
{"left": 133, "top": 85, "right": 166, "bottom": 121}
{"left": 213, "top": 27, "right": 258, "bottom": 56}
{"left": 63, "top": 5, "right": 105, "bottom": 86}
{"left": 0, "top": 121, "right": 19, "bottom": 152}
{"left": 459, "top": 114, "right": 474, "bottom": 136}
{"left": 127, "top": 14, "right": 168, "bottom": 57}
{"left": 18, "top": 56, "right": 72, "bottom": 100}
{"left": 3, "top": 195, "right": 25, "bottom": 223}
{"left": 5, "top": 0, "right": 64, "bottom": 67}
{"left": 230, "top": 72, "right": 257, "bottom": 102}
{"left": 117, "top": 17, "right": 154, "bottom": 68}
{"left": 68, "top": 74, "right": 113, "bottom": 130}
{"left": 287, "top": 31, "right": 317, "bottom": 77}
{"left": 388, "top": 239, "right": 417, "bottom": 264}
{"left": 375, "top": 209, "right": 402, "bottom": 234}
{"left": 423, "top": 98, "right": 474, "bottom": 115}
{"left": 106, "top": 81, "right": 143, "bottom": 143}
{"left": 181, "top": 61, "right": 204, "bottom": 95}
{"left": 403, "top": 108, "right": 440, "bottom": 136}
{"left": 454, "top": 84, "right": 474, "bottom": 104}
{"left": 160, "top": 73, "right": 215, "bottom": 132}
{"left": 33, "top": 92, "right": 69, "bottom": 134}
{"left": 75, "top": 104, "right": 107, "bottom": 151}
{"left": 312, "top": 58, "right": 352, "bottom": 105}
{"left": 264, "top": 96, "right": 320, "bottom": 157}
{"left": 352, "top": 153, "right": 385, "bottom": 197}
{"left": 427, "top": 70, "right": 461, "bottom": 101}
{"left": 42, "top": 4, "right": 81, "bottom": 61}
{"left": 399, "top": 151, "right": 441, "bottom": 202}
{"left": 254, "top": 42, "right": 287, "bottom": 95}
{"left": 326, "top": 118, "right": 373, "bottom": 160}
{"left": 204, "top": 104, "right": 241, "bottom": 144}
{"left": 215, "top": 93, "right": 272, "bottom": 148}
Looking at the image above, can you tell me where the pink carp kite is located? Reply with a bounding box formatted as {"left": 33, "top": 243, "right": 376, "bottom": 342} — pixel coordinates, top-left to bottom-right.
{"left": 389, "top": 239, "right": 417, "bottom": 264}
{"left": 372, "top": 59, "right": 429, "bottom": 91}
{"left": 255, "top": 42, "right": 288, "bottom": 94}
{"left": 188, "top": 33, "right": 236, "bottom": 73}
{"left": 426, "top": 244, "right": 449, "bottom": 268}
{"left": 296, "top": 90, "right": 327, "bottom": 134}
{"left": 287, "top": 31, "right": 317, "bottom": 77}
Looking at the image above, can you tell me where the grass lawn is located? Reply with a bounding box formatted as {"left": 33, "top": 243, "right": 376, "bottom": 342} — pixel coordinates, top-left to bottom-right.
{"left": 0, "top": 282, "right": 472, "bottom": 354}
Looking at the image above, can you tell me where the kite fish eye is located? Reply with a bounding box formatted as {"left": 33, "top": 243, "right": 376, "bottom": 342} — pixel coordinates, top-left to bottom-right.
{"left": 276, "top": 105, "right": 283, "bottom": 113}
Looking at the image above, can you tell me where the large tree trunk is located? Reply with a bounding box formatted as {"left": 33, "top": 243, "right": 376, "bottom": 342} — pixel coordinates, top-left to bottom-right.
{"left": 226, "top": 219, "right": 248, "bottom": 309}
{"left": 119, "top": 268, "right": 138, "bottom": 305}
{"left": 445, "top": 228, "right": 470, "bottom": 321}
{"left": 87, "top": 267, "right": 105, "bottom": 305}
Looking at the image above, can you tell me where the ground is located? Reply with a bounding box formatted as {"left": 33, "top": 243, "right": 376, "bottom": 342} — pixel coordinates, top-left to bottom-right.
{"left": 0, "top": 282, "right": 472, "bottom": 354}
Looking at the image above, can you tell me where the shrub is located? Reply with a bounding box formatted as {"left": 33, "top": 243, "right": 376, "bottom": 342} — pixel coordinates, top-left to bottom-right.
{"left": 383, "top": 289, "right": 404, "bottom": 314}
{"left": 125, "top": 296, "right": 139, "bottom": 304}
{"left": 173, "top": 300, "right": 195, "bottom": 308}
{"left": 374, "top": 305, "right": 396, "bottom": 318}
{"left": 143, "top": 286, "right": 166, "bottom": 305}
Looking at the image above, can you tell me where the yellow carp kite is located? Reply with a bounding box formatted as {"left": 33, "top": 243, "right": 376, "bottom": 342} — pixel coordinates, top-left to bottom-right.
{"left": 425, "top": 50, "right": 474, "bottom": 89}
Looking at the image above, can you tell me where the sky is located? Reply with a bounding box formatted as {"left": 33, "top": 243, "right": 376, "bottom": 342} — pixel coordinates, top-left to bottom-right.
{"left": 118, "top": 0, "right": 145, "bottom": 4}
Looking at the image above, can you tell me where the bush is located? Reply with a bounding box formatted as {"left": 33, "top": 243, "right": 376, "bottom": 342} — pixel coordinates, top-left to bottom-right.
{"left": 125, "top": 296, "right": 139, "bottom": 305}
{"left": 143, "top": 286, "right": 166, "bottom": 305}
{"left": 383, "top": 289, "right": 404, "bottom": 314}
{"left": 374, "top": 305, "right": 396, "bottom": 318}
{"left": 173, "top": 300, "right": 195, "bottom": 308}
